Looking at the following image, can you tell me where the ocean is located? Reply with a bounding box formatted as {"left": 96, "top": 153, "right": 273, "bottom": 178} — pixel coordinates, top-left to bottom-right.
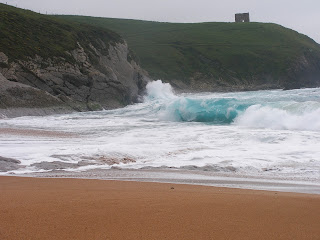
{"left": 1, "top": 80, "right": 319, "bottom": 192}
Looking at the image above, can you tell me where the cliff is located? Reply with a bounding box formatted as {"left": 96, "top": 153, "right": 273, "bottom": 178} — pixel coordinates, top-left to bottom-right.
{"left": 2, "top": 4, "right": 320, "bottom": 119}
{"left": 58, "top": 16, "right": 320, "bottom": 91}
{"left": 0, "top": 4, "right": 149, "bottom": 117}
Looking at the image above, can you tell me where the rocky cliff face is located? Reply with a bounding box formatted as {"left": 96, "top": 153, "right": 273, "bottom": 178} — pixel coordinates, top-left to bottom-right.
{"left": 283, "top": 52, "right": 320, "bottom": 90}
{"left": 0, "top": 40, "right": 149, "bottom": 117}
{"left": 168, "top": 49, "right": 320, "bottom": 93}
{"left": 169, "top": 52, "right": 320, "bottom": 93}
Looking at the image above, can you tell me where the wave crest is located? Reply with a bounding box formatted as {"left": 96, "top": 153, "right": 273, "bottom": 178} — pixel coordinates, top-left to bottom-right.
{"left": 235, "top": 105, "right": 320, "bottom": 131}
{"left": 144, "top": 80, "right": 320, "bottom": 130}
{"left": 145, "top": 80, "right": 176, "bottom": 100}
{"left": 159, "top": 98, "right": 248, "bottom": 123}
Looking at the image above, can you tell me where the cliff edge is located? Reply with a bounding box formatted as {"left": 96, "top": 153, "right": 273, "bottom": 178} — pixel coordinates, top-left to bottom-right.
{"left": 59, "top": 16, "right": 320, "bottom": 92}
{"left": 0, "top": 4, "right": 149, "bottom": 117}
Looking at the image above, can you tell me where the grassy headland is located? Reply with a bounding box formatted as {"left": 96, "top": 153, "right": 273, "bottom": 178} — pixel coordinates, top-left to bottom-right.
{"left": 1, "top": 3, "right": 319, "bottom": 90}
{"left": 0, "top": 4, "right": 149, "bottom": 113}
{"left": 0, "top": 4, "right": 122, "bottom": 62}
{"left": 57, "top": 15, "right": 320, "bottom": 87}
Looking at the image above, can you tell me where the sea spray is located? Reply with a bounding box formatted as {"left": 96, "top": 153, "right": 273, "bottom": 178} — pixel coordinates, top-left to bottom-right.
{"left": 0, "top": 81, "right": 319, "bottom": 181}
{"left": 145, "top": 80, "right": 176, "bottom": 100}
{"left": 144, "top": 80, "right": 249, "bottom": 123}
{"left": 234, "top": 105, "right": 320, "bottom": 131}
{"left": 144, "top": 81, "right": 320, "bottom": 130}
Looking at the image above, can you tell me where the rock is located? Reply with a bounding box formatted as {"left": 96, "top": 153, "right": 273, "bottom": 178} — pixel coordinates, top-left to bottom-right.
{"left": 0, "top": 52, "right": 8, "bottom": 64}
{"left": 283, "top": 52, "right": 320, "bottom": 90}
{"left": 0, "top": 156, "right": 20, "bottom": 164}
{"left": 0, "top": 72, "right": 72, "bottom": 116}
{"left": 31, "top": 161, "right": 90, "bottom": 171}
{"left": 0, "top": 40, "right": 150, "bottom": 117}
{"left": 0, "top": 156, "right": 22, "bottom": 172}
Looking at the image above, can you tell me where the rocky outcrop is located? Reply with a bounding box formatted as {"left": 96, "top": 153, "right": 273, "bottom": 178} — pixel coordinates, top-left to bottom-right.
{"left": 168, "top": 52, "right": 320, "bottom": 93}
{"left": 169, "top": 72, "right": 281, "bottom": 93}
{"left": 283, "top": 52, "right": 320, "bottom": 90}
{"left": 0, "top": 40, "right": 149, "bottom": 117}
{"left": 0, "top": 72, "right": 71, "bottom": 117}
{"left": 0, "top": 156, "right": 22, "bottom": 172}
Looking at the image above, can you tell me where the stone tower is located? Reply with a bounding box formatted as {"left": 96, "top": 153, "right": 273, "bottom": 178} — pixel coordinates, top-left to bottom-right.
{"left": 235, "top": 13, "right": 250, "bottom": 22}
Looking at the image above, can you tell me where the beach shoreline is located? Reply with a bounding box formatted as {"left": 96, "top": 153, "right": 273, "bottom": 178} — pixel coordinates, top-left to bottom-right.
{"left": 1, "top": 176, "right": 320, "bottom": 240}
{"left": 1, "top": 125, "right": 319, "bottom": 195}
{"left": 18, "top": 168, "right": 320, "bottom": 195}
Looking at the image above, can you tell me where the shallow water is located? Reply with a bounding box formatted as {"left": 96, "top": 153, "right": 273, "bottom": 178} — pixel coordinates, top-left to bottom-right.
{"left": 0, "top": 81, "right": 319, "bottom": 185}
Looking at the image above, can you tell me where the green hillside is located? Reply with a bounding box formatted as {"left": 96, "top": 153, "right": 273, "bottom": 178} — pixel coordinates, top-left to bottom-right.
{"left": 0, "top": 4, "right": 149, "bottom": 112}
{"left": 57, "top": 15, "right": 320, "bottom": 86}
{"left": 0, "top": 4, "right": 121, "bottom": 63}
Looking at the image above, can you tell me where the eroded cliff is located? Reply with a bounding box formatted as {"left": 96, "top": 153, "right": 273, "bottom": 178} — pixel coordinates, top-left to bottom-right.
{"left": 0, "top": 4, "right": 150, "bottom": 117}
{"left": 2, "top": 41, "right": 148, "bottom": 104}
{"left": 59, "top": 16, "right": 320, "bottom": 92}
{"left": 0, "top": 41, "right": 149, "bottom": 117}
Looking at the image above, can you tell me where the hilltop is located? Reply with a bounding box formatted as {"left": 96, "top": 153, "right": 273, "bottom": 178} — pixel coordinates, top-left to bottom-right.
{"left": 0, "top": 4, "right": 148, "bottom": 117}
{"left": 58, "top": 16, "right": 320, "bottom": 91}
{"left": 1, "top": 4, "right": 320, "bottom": 118}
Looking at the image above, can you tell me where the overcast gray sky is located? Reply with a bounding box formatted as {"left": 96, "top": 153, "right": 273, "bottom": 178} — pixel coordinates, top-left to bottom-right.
{"left": 2, "top": 0, "right": 320, "bottom": 43}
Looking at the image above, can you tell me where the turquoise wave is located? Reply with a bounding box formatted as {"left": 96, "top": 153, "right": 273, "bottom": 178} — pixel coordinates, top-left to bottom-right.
{"left": 141, "top": 80, "right": 320, "bottom": 129}
{"left": 160, "top": 98, "right": 250, "bottom": 123}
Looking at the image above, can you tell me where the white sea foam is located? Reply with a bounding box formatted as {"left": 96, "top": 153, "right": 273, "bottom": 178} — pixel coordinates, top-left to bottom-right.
{"left": 0, "top": 81, "right": 319, "bottom": 183}
{"left": 234, "top": 104, "right": 320, "bottom": 131}
{"left": 145, "top": 80, "right": 176, "bottom": 100}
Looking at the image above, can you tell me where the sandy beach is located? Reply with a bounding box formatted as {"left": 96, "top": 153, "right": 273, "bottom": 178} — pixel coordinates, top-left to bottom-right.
{"left": 0, "top": 176, "right": 319, "bottom": 240}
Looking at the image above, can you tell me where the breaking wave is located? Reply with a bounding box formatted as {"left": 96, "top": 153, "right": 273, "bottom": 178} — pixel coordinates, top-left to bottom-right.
{"left": 235, "top": 104, "right": 320, "bottom": 131}
{"left": 1, "top": 80, "right": 320, "bottom": 179}
{"left": 144, "top": 80, "right": 320, "bottom": 131}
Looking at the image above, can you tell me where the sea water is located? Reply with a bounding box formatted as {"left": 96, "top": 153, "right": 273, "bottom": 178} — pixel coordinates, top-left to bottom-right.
{"left": 0, "top": 80, "right": 319, "bottom": 184}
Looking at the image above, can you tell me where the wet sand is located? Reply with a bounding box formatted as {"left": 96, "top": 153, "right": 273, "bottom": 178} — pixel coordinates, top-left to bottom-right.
{"left": 0, "top": 127, "right": 77, "bottom": 138}
{"left": 27, "top": 168, "right": 320, "bottom": 194}
{"left": 0, "top": 176, "right": 319, "bottom": 240}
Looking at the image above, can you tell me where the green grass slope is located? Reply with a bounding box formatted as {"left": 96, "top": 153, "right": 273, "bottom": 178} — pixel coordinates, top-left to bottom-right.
{"left": 57, "top": 15, "right": 320, "bottom": 87}
{"left": 0, "top": 4, "right": 122, "bottom": 63}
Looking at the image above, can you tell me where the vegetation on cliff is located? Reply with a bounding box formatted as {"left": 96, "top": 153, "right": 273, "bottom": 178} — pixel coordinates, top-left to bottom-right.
{"left": 0, "top": 4, "right": 122, "bottom": 62}
{"left": 0, "top": 4, "right": 148, "bottom": 115}
{"left": 0, "top": 3, "right": 319, "bottom": 93}
{"left": 57, "top": 15, "right": 320, "bottom": 89}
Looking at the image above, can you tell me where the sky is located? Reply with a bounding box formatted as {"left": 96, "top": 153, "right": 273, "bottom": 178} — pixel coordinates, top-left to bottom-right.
{"left": 1, "top": 0, "right": 320, "bottom": 43}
